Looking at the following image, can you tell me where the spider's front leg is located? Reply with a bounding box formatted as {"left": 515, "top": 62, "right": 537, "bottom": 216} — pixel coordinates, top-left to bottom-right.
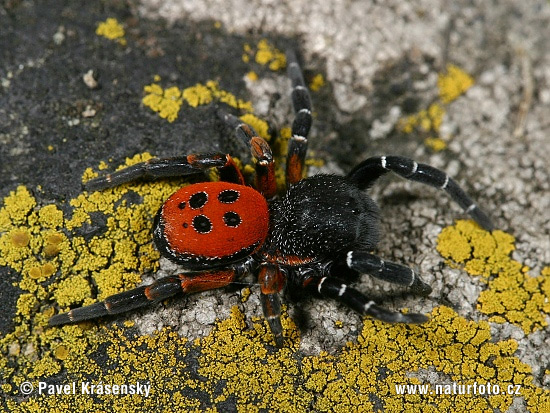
{"left": 285, "top": 50, "right": 313, "bottom": 186}
{"left": 258, "top": 264, "right": 286, "bottom": 347}
{"left": 85, "top": 152, "right": 245, "bottom": 191}
{"left": 218, "top": 111, "right": 277, "bottom": 198}
{"left": 49, "top": 269, "right": 237, "bottom": 326}
{"left": 347, "top": 155, "right": 494, "bottom": 231}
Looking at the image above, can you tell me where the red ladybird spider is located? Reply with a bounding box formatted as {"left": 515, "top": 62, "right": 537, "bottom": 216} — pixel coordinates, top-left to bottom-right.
{"left": 49, "top": 50, "right": 494, "bottom": 347}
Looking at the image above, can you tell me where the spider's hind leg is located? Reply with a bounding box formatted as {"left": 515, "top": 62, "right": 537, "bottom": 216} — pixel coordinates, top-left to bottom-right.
{"left": 344, "top": 250, "right": 432, "bottom": 296}
{"left": 304, "top": 275, "right": 428, "bottom": 324}
{"left": 49, "top": 269, "right": 237, "bottom": 326}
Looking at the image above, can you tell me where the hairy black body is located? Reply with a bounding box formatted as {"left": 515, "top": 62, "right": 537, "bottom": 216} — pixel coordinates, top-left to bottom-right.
{"left": 264, "top": 175, "right": 380, "bottom": 263}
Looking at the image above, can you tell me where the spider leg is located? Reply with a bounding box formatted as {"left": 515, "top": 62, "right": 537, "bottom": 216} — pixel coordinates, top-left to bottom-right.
{"left": 86, "top": 152, "right": 245, "bottom": 191}
{"left": 258, "top": 264, "right": 286, "bottom": 347}
{"left": 218, "top": 111, "right": 277, "bottom": 198}
{"left": 49, "top": 269, "right": 237, "bottom": 326}
{"left": 343, "top": 251, "right": 432, "bottom": 296}
{"left": 285, "top": 50, "right": 313, "bottom": 186}
{"left": 303, "top": 275, "right": 428, "bottom": 324}
{"left": 347, "top": 155, "right": 494, "bottom": 231}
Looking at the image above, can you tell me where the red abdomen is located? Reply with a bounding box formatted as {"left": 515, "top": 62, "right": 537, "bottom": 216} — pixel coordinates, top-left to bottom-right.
{"left": 154, "top": 182, "right": 269, "bottom": 269}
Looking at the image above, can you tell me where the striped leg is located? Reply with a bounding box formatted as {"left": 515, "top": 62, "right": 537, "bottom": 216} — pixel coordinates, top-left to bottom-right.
{"left": 286, "top": 50, "right": 313, "bottom": 185}
{"left": 218, "top": 111, "right": 277, "bottom": 198}
{"left": 85, "top": 153, "right": 245, "bottom": 191}
{"left": 347, "top": 155, "right": 494, "bottom": 231}
{"left": 345, "top": 251, "right": 432, "bottom": 296}
{"left": 49, "top": 269, "right": 237, "bottom": 326}
{"left": 305, "top": 275, "right": 428, "bottom": 324}
{"left": 258, "top": 265, "right": 286, "bottom": 347}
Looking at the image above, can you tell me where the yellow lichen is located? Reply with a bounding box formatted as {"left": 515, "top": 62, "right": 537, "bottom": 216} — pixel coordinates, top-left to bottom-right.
{"left": 45, "top": 232, "right": 63, "bottom": 245}
{"left": 424, "top": 137, "right": 448, "bottom": 152}
{"left": 53, "top": 275, "right": 92, "bottom": 307}
{"left": 28, "top": 267, "right": 42, "bottom": 279}
{"left": 305, "top": 156, "right": 326, "bottom": 168}
{"left": 95, "top": 18, "right": 126, "bottom": 46}
{"left": 0, "top": 153, "right": 182, "bottom": 402}
{"left": 43, "top": 244, "right": 61, "bottom": 258}
{"left": 240, "top": 287, "right": 252, "bottom": 303}
{"left": 143, "top": 81, "right": 253, "bottom": 122}
{"left": 239, "top": 113, "right": 271, "bottom": 141}
{"left": 437, "top": 220, "right": 550, "bottom": 333}
{"left": 38, "top": 204, "right": 64, "bottom": 229}
{"left": 10, "top": 229, "right": 30, "bottom": 247}
{"left": 206, "top": 80, "right": 254, "bottom": 112}
{"left": 399, "top": 64, "right": 474, "bottom": 152}
{"left": 279, "top": 126, "right": 292, "bottom": 140}
{"left": 0, "top": 186, "right": 36, "bottom": 229}
{"left": 29, "top": 262, "right": 57, "bottom": 279}
{"left": 15, "top": 293, "right": 39, "bottom": 318}
{"left": 81, "top": 167, "right": 98, "bottom": 183}
{"left": 438, "top": 64, "right": 475, "bottom": 104}
{"left": 309, "top": 73, "right": 325, "bottom": 92}
{"left": 54, "top": 345, "right": 69, "bottom": 360}
{"left": 246, "top": 71, "right": 258, "bottom": 81}
{"left": 253, "top": 39, "right": 286, "bottom": 71}
{"left": 271, "top": 126, "right": 292, "bottom": 160}
{"left": 240, "top": 164, "right": 254, "bottom": 176}
{"left": 142, "top": 83, "right": 183, "bottom": 122}
{"left": 182, "top": 83, "right": 213, "bottom": 108}
{"left": 399, "top": 103, "right": 446, "bottom": 136}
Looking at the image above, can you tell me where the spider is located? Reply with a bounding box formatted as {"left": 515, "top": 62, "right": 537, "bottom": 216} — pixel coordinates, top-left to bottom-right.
{"left": 49, "top": 50, "right": 494, "bottom": 347}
